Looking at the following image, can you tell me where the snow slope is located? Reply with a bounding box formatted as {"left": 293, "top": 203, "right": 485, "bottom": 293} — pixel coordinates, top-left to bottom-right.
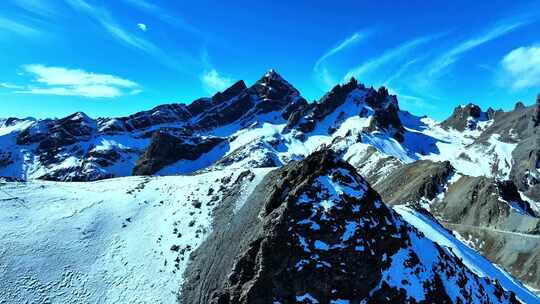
{"left": 400, "top": 113, "right": 516, "bottom": 179}
{"left": 394, "top": 205, "right": 540, "bottom": 303}
{"left": 0, "top": 168, "right": 271, "bottom": 303}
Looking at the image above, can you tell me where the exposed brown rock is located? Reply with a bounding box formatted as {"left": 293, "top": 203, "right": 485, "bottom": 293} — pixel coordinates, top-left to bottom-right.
{"left": 133, "top": 132, "right": 226, "bottom": 175}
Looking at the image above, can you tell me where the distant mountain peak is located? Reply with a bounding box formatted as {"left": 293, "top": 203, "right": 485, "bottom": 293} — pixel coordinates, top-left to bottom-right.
{"left": 67, "top": 111, "right": 93, "bottom": 122}
{"left": 441, "top": 102, "right": 489, "bottom": 131}
{"left": 256, "top": 69, "right": 294, "bottom": 88}
{"left": 514, "top": 101, "right": 526, "bottom": 111}
{"left": 263, "top": 68, "right": 280, "bottom": 79}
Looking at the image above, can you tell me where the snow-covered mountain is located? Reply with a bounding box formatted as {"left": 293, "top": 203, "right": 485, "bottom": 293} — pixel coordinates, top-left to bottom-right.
{"left": 1, "top": 70, "right": 540, "bottom": 303}
{"left": 181, "top": 150, "right": 532, "bottom": 303}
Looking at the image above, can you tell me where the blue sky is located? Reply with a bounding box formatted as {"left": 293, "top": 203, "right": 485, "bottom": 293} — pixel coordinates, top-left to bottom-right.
{"left": 1, "top": 0, "right": 540, "bottom": 120}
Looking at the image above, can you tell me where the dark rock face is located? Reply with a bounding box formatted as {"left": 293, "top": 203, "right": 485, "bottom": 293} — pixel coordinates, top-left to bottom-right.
{"left": 283, "top": 80, "right": 405, "bottom": 141}
{"left": 99, "top": 104, "right": 192, "bottom": 134}
{"left": 373, "top": 160, "right": 454, "bottom": 205}
{"left": 440, "top": 103, "right": 486, "bottom": 131}
{"left": 187, "top": 81, "right": 247, "bottom": 117}
{"left": 433, "top": 176, "right": 540, "bottom": 234}
{"left": 38, "top": 167, "right": 115, "bottom": 182}
{"left": 181, "top": 150, "right": 519, "bottom": 304}
{"left": 364, "top": 87, "right": 405, "bottom": 142}
{"left": 284, "top": 78, "right": 360, "bottom": 134}
{"left": 212, "top": 80, "right": 247, "bottom": 104}
{"left": 194, "top": 93, "right": 255, "bottom": 130}
{"left": 193, "top": 70, "right": 306, "bottom": 131}
{"left": 0, "top": 117, "right": 23, "bottom": 128}
{"left": 39, "top": 112, "right": 95, "bottom": 150}
{"left": 533, "top": 94, "right": 540, "bottom": 127}
{"left": 186, "top": 98, "right": 213, "bottom": 118}
{"left": 511, "top": 139, "right": 540, "bottom": 199}
{"left": 472, "top": 96, "right": 540, "bottom": 200}
{"left": 133, "top": 132, "right": 226, "bottom": 175}
{"left": 252, "top": 69, "right": 300, "bottom": 104}
{"left": 498, "top": 180, "right": 536, "bottom": 216}
{"left": 0, "top": 151, "right": 13, "bottom": 168}
{"left": 16, "top": 120, "right": 51, "bottom": 146}
{"left": 17, "top": 112, "right": 96, "bottom": 148}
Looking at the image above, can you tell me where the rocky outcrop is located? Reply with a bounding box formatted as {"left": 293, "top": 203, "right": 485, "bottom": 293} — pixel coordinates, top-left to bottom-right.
{"left": 17, "top": 112, "right": 95, "bottom": 148}
{"left": 181, "top": 150, "right": 520, "bottom": 303}
{"left": 194, "top": 70, "right": 306, "bottom": 131}
{"left": 498, "top": 180, "right": 536, "bottom": 215}
{"left": 283, "top": 80, "right": 405, "bottom": 141}
{"left": 363, "top": 87, "right": 405, "bottom": 142}
{"left": 440, "top": 103, "right": 488, "bottom": 131}
{"left": 284, "top": 78, "right": 360, "bottom": 133}
{"left": 99, "top": 104, "right": 192, "bottom": 134}
{"left": 188, "top": 81, "right": 247, "bottom": 117}
{"left": 373, "top": 160, "right": 454, "bottom": 205}
{"left": 433, "top": 176, "right": 539, "bottom": 234}
{"left": 532, "top": 94, "right": 540, "bottom": 128}
{"left": 212, "top": 80, "right": 248, "bottom": 104}
{"left": 467, "top": 95, "right": 540, "bottom": 200}
{"left": 133, "top": 132, "right": 226, "bottom": 175}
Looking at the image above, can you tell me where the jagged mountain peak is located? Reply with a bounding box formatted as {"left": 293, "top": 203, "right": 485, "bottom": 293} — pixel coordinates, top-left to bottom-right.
{"left": 515, "top": 101, "right": 526, "bottom": 111}
{"left": 262, "top": 68, "right": 283, "bottom": 81}
{"left": 66, "top": 111, "right": 93, "bottom": 122}
{"left": 458, "top": 103, "right": 482, "bottom": 115}
{"left": 253, "top": 69, "right": 300, "bottom": 98}
{"left": 440, "top": 102, "right": 490, "bottom": 131}
{"left": 257, "top": 68, "right": 287, "bottom": 84}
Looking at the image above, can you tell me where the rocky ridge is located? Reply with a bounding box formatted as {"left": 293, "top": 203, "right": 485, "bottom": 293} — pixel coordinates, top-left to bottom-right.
{"left": 181, "top": 150, "right": 521, "bottom": 303}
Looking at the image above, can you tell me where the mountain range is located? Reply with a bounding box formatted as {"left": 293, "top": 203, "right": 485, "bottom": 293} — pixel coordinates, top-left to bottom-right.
{"left": 1, "top": 70, "right": 540, "bottom": 303}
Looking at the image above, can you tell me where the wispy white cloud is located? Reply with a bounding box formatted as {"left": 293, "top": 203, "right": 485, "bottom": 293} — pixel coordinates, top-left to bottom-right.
{"left": 314, "top": 30, "right": 371, "bottom": 71}
{"left": 200, "top": 69, "right": 233, "bottom": 93}
{"left": 382, "top": 57, "right": 423, "bottom": 86}
{"left": 313, "top": 30, "right": 372, "bottom": 89}
{"left": 65, "top": 0, "right": 192, "bottom": 72}
{"left": 0, "top": 16, "right": 40, "bottom": 37}
{"left": 343, "top": 35, "right": 435, "bottom": 82}
{"left": 318, "top": 67, "right": 337, "bottom": 88}
{"left": 137, "top": 23, "right": 147, "bottom": 32}
{"left": 500, "top": 44, "right": 540, "bottom": 89}
{"left": 66, "top": 0, "right": 144, "bottom": 49}
{"left": 11, "top": 0, "right": 58, "bottom": 18}
{"left": 15, "top": 64, "right": 140, "bottom": 98}
{"left": 426, "top": 19, "right": 528, "bottom": 78}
